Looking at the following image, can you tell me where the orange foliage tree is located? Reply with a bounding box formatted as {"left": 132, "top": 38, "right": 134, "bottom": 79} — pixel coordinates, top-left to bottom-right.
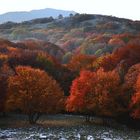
{"left": 124, "top": 63, "right": 140, "bottom": 88}
{"left": 130, "top": 75, "right": 140, "bottom": 119}
{"left": 66, "top": 68, "right": 126, "bottom": 120}
{"left": 0, "top": 64, "right": 14, "bottom": 114}
{"left": 97, "top": 54, "right": 119, "bottom": 71}
{"left": 121, "top": 64, "right": 140, "bottom": 108}
{"left": 67, "top": 54, "right": 96, "bottom": 72}
{"left": 6, "top": 66, "right": 64, "bottom": 124}
{"left": 98, "top": 42, "right": 140, "bottom": 72}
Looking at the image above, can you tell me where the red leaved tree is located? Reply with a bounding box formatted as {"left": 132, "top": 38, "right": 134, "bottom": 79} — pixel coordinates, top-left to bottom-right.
{"left": 66, "top": 68, "right": 126, "bottom": 120}
{"left": 130, "top": 75, "right": 140, "bottom": 119}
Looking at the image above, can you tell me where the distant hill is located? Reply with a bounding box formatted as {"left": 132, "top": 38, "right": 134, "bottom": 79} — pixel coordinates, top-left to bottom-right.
{"left": 0, "top": 14, "right": 140, "bottom": 59}
{"left": 0, "top": 8, "right": 76, "bottom": 24}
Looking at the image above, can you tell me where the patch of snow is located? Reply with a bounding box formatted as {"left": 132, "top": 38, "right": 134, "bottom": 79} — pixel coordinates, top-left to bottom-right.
{"left": 39, "top": 134, "right": 47, "bottom": 139}
{"left": 87, "top": 135, "right": 94, "bottom": 140}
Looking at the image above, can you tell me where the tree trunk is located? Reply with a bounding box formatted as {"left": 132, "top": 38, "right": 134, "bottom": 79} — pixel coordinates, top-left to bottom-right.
{"left": 85, "top": 115, "right": 91, "bottom": 122}
{"left": 28, "top": 112, "right": 41, "bottom": 124}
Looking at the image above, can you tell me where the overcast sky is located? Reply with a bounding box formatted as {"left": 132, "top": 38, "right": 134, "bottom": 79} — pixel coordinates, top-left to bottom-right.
{"left": 0, "top": 0, "right": 139, "bottom": 20}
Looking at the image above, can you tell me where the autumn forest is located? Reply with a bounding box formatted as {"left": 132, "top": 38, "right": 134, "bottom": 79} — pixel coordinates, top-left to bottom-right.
{"left": 0, "top": 14, "right": 140, "bottom": 127}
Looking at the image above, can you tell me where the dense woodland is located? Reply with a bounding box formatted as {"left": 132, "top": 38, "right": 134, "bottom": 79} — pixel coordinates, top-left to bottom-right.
{"left": 0, "top": 14, "right": 140, "bottom": 125}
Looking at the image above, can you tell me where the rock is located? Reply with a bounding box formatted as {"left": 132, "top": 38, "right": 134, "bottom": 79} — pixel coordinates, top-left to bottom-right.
{"left": 102, "top": 132, "right": 110, "bottom": 137}
{"left": 87, "top": 135, "right": 94, "bottom": 140}
{"left": 76, "top": 133, "right": 81, "bottom": 139}
{"left": 39, "top": 134, "right": 47, "bottom": 139}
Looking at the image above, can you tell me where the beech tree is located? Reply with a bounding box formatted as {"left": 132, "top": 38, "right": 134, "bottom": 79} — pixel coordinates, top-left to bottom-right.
{"left": 121, "top": 64, "right": 140, "bottom": 107}
{"left": 66, "top": 68, "right": 126, "bottom": 120}
{"left": 113, "top": 43, "right": 140, "bottom": 68}
{"left": 0, "top": 64, "right": 14, "bottom": 115}
{"left": 99, "top": 42, "right": 140, "bottom": 72}
{"left": 130, "top": 75, "right": 140, "bottom": 119}
{"left": 67, "top": 54, "right": 96, "bottom": 72}
{"left": 124, "top": 63, "right": 140, "bottom": 88}
{"left": 6, "top": 66, "right": 64, "bottom": 124}
{"left": 95, "top": 68, "right": 126, "bottom": 117}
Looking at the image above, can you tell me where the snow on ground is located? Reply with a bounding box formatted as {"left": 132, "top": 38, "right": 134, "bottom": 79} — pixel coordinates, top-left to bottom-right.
{"left": 0, "top": 125, "right": 140, "bottom": 140}
{"left": 0, "top": 115, "right": 140, "bottom": 140}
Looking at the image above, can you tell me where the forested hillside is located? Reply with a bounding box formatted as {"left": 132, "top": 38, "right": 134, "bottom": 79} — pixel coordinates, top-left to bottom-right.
{"left": 0, "top": 14, "right": 140, "bottom": 62}
{"left": 0, "top": 14, "right": 140, "bottom": 125}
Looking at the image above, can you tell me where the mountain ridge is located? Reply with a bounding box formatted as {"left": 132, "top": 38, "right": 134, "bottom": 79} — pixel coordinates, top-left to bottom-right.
{"left": 0, "top": 8, "right": 76, "bottom": 24}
